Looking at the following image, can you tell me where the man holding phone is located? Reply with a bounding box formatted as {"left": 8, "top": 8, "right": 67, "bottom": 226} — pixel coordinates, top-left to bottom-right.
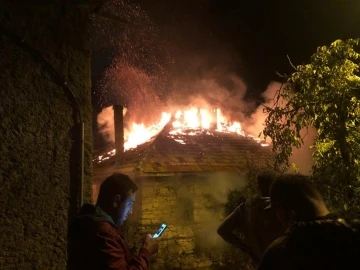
{"left": 68, "top": 173, "right": 161, "bottom": 270}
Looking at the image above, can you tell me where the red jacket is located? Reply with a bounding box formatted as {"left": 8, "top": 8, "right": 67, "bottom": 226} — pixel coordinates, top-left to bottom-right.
{"left": 68, "top": 204, "right": 150, "bottom": 270}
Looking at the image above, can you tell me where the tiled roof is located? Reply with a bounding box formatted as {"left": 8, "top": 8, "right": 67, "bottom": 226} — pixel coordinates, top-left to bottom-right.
{"left": 94, "top": 123, "right": 272, "bottom": 176}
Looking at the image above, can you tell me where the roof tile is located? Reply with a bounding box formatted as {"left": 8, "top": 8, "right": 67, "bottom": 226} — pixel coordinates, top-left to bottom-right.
{"left": 110, "top": 124, "right": 272, "bottom": 175}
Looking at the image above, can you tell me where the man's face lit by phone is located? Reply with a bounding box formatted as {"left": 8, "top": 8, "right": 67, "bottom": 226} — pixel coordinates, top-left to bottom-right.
{"left": 114, "top": 191, "right": 136, "bottom": 226}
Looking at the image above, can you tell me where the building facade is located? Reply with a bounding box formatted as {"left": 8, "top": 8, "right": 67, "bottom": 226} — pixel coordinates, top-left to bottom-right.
{"left": 93, "top": 124, "right": 272, "bottom": 269}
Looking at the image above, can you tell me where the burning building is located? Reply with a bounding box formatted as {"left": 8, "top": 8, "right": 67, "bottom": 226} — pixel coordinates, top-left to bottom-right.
{"left": 93, "top": 105, "right": 271, "bottom": 269}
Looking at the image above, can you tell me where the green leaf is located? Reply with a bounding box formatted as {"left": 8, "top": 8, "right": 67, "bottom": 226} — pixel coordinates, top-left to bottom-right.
{"left": 263, "top": 38, "right": 360, "bottom": 211}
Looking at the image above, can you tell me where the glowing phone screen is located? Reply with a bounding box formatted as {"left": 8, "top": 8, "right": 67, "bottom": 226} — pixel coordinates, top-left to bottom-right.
{"left": 153, "top": 223, "right": 167, "bottom": 238}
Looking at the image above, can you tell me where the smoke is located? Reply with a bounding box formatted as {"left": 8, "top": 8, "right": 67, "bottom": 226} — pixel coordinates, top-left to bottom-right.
{"left": 194, "top": 172, "right": 248, "bottom": 250}
{"left": 203, "top": 172, "right": 248, "bottom": 204}
{"left": 165, "top": 61, "right": 254, "bottom": 123}
{"left": 289, "top": 128, "right": 316, "bottom": 175}
{"left": 242, "top": 82, "right": 283, "bottom": 140}
{"left": 242, "top": 81, "right": 316, "bottom": 175}
{"left": 97, "top": 106, "right": 129, "bottom": 143}
{"left": 97, "top": 106, "right": 115, "bottom": 143}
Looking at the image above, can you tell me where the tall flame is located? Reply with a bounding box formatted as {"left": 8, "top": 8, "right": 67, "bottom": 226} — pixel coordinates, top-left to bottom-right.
{"left": 172, "top": 108, "right": 215, "bottom": 130}
{"left": 124, "top": 112, "right": 171, "bottom": 151}
{"left": 95, "top": 106, "right": 268, "bottom": 163}
{"left": 170, "top": 108, "right": 245, "bottom": 136}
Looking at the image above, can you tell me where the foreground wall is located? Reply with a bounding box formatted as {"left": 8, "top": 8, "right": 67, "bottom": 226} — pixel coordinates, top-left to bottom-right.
{"left": 0, "top": 2, "right": 94, "bottom": 269}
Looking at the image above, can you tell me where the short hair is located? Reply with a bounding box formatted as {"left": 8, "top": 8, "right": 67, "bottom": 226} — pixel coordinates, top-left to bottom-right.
{"left": 96, "top": 173, "right": 138, "bottom": 206}
{"left": 256, "top": 171, "right": 277, "bottom": 196}
{"left": 270, "top": 174, "right": 324, "bottom": 214}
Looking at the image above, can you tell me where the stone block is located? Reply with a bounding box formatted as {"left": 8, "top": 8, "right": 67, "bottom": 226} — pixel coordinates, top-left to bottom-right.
{"left": 142, "top": 203, "right": 152, "bottom": 211}
{"left": 152, "top": 201, "right": 160, "bottom": 208}
{"left": 140, "top": 219, "right": 153, "bottom": 225}
{"left": 141, "top": 213, "right": 155, "bottom": 220}
{"left": 177, "top": 226, "right": 194, "bottom": 238}
{"left": 197, "top": 259, "right": 213, "bottom": 268}
{"left": 166, "top": 239, "right": 182, "bottom": 255}
{"left": 159, "top": 187, "right": 173, "bottom": 195}
{"left": 177, "top": 239, "right": 196, "bottom": 253}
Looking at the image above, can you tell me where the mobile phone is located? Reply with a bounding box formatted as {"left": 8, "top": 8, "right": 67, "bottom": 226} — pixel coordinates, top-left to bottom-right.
{"left": 153, "top": 223, "right": 167, "bottom": 238}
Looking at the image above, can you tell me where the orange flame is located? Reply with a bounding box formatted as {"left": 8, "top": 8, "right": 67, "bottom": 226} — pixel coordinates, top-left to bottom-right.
{"left": 95, "top": 107, "right": 269, "bottom": 163}
{"left": 169, "top": 108, "right": 245, "bottom": 136}
{"left": 124, "top": 112, "right": 171, "bottom": 151}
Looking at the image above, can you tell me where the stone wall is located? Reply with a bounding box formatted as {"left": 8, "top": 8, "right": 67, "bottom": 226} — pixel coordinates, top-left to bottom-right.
{"left": 92, "top": 169, "right": 251, "bottom": 269}
{"left": 123, "top": 173, "right": 247, "bottom": 269}
{"left": 0, "top": 2, "right": 93, "bottom": 269}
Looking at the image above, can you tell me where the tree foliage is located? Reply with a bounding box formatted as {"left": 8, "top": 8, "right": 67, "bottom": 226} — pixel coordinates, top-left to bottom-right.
{"left": 225, "top": 153, "right": 280, "bottom": 215}
{"left": 263, "top": 39, "right": 360, "bottom": 210}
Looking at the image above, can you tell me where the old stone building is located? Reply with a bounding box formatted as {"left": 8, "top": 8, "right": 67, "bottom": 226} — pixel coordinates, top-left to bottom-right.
{"left": 93, "top": 120, "right": 271, "bottom": 269}
{"left": 0, "top": 2, "right": 97, "bottom": 269}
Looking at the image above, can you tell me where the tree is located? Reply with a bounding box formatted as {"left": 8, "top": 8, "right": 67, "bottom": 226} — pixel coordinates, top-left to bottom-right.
{"left": 262, "top": 39, "right": 360, "bottom": 210}
{"left": 225, "top": 153, "right": 279, "bottom": 215}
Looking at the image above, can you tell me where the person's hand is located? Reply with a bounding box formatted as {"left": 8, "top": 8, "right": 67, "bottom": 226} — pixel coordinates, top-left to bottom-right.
{"left": 142, "top": 234, "right": 162, "bottom": 256}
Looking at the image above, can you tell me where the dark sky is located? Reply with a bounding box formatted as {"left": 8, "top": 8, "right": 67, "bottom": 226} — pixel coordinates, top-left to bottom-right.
{"left": 91, "top": 0, "right": 359, "bottom": 148}
{"left": 134, "top": 0, "right": 360, "bottom": 97}
{"left": 92, "top": 0, "right": 360, "bottom": 109}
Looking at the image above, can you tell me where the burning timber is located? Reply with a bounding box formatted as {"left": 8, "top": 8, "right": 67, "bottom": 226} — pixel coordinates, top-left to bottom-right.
{"left": 94, "top": 107, "right": 270, "bottom": 165}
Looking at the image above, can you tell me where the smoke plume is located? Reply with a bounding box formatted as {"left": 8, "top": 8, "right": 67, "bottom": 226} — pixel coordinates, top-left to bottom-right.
{"left": 194, "top": 172, "right": 248, "bottom": 250}
{"left": 162, "top": 49, "right": 257, "bottom": 124}
{"left": 97, "top": 106, "right": 115, "bottom": 143}
{"left": 242, "top": 81, "right": 315, "bottom": 174}
{"left": 242, "top": 81, "right": 283, "bottom": 140}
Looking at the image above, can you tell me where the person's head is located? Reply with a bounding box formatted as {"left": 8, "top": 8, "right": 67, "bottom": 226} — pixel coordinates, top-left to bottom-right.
{"left": 96, "top": 173, "right": 138, "bottom": 226}
{"left": 270, "top": 174, "right": 329, "bottom": 227}
{"left": 256, "top": 171, "right": 277, "bottom": 197}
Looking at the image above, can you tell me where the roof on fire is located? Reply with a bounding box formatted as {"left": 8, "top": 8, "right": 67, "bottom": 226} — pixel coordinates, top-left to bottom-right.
{"left": 93, "top": 124, "right": 273, "bottom": 177}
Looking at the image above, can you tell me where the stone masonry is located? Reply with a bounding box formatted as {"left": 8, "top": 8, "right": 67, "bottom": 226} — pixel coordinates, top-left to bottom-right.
{"left": 123, "top": 174, "right": 246, "bottom": 269}
{"left": 0, "top": 2, "right": 94, "bottom": 269}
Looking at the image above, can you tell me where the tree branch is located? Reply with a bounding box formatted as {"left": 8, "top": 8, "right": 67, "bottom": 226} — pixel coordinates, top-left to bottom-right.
{"left": 287, "top": 54, "right": 297, "bottom": 70}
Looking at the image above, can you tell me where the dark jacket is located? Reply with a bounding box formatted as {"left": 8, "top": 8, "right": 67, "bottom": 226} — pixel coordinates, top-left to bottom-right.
{"left": 68, "top": 204, "right": 150, "bottom": 270}
{"left": 259, "top": 212, "right": 360, "bottom": 270}
{"left": 236, "top": 197, "right": 284, "bottom": 263}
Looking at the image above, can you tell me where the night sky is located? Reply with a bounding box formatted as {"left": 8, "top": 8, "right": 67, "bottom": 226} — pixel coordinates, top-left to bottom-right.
{"left": 91, "top": 0, "right": 360, "bottom": 147}
{"left": 92, "top": 0, "right": 360, "bottom": 105}
{"left": 136, "top": 0, "right": 360, "bottom": 96}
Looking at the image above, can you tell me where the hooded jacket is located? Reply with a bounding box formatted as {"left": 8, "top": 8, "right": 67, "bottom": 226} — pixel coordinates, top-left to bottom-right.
{"left": 68, "top": 203, "right": 150, "bottom": 270}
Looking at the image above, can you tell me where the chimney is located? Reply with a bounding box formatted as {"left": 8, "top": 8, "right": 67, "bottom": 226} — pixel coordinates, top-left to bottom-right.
{"left": 216, "top": 108, "right": 222, "bottom": 131}
{"left": 113, "top": 105, "right": 124, "bottom": 161}
{"left": 210, "top": 108, "right": 217, "bottom": 130}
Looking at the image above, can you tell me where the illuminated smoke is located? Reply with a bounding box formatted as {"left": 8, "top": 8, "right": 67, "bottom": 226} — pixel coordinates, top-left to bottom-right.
{"left": 242, "top": 82, "right": 284, "bottom": 141}
{"left": 243, "top": 81, "right": 315, "bottom": 174}
{"left": 97, "top": 106, "right": 115, "bottom": 143}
